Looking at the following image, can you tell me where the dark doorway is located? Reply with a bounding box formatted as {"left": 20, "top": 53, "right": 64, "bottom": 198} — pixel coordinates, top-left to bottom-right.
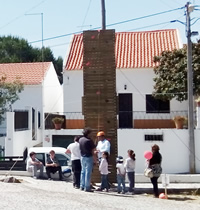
{"left": 119, "top": 93, "right": 133, "bottom": 128}
{"left": 52, "top": 135, "right": 75, "bottom": 148}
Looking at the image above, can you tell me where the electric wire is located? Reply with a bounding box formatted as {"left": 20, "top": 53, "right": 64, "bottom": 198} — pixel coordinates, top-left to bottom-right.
{"left": 29, "top": 7, "right": 185, "bottom": 44}
{"left": 0, "top": 0, "right": 48, "bottom": 30}
{"left": 80, "top": 0, "right": 92, "bottom": 31}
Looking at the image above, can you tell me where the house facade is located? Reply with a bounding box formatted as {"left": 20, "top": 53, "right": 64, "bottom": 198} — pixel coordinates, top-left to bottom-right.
{"left": 56, "top": 29, "right": 200, "bottom": 174}
{"left": 0, "top": 62, "right": 63, "bottom": 156}
{"left": 63, "top": 29, "right": 187, "bottom": 129}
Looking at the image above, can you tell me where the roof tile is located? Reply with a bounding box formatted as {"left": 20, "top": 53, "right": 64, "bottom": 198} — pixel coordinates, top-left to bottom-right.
{"left": 65, "top": 29, "right": 181, "bottom": 70}
{"left": 0, "top": 62, "right": 51, "bottom": 85}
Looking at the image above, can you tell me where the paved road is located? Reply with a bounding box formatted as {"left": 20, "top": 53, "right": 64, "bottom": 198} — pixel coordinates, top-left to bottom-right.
{"left": 0, "top": 176, "right": 200, "bottom": 210}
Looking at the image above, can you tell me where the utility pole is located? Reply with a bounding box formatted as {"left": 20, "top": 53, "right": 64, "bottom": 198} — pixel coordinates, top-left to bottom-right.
{"left": 186, "top": 2, "right": 195, "bottom": 173}
{"left": 101, "top": 0, "right": 106, "bottom": 29}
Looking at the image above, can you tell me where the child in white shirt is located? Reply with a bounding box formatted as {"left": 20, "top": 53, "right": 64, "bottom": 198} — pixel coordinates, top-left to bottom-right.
{"left": 116, "top": 156, "right": 126, "bottom": 194}
{"left": 98, "top": 151, "right": 109, "bottom": 192}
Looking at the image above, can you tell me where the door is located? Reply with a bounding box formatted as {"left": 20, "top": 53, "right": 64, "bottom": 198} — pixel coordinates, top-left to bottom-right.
{"left": 52, "top": 135, "right": 74, "bottom": 148}
{"left": 119, "top": 93, "right": 133, "bottom": 128}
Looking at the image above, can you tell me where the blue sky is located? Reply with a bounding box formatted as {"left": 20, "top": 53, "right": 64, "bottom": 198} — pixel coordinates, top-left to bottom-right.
{"left": 0, "top": 0, "right": 199, "bottom": 59}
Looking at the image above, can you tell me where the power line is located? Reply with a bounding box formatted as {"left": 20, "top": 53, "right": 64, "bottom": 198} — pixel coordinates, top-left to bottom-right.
{"left": 80, "top": 0, "right": 92, "bottom": 31}
{"left": 0, "top": 0, "right": 48, "bottom": 30}
{"left": 127, "top": 21, "right": 172, "bottom": 31}
{"left": 106, "top": 7, "right": 184, "bottom": 28}
{"left": 29, "top": 6, "right": 184, "bottom": 44}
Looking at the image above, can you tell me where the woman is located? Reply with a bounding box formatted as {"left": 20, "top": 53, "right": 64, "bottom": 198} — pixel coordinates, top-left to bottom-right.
{"left": 149, "top": 144, "right": 162, "bottom": 198}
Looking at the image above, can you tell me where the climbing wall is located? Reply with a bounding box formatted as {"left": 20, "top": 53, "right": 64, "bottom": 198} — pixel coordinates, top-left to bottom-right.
{"left": 82, "top": 29, "right": 117, "bottom": 183}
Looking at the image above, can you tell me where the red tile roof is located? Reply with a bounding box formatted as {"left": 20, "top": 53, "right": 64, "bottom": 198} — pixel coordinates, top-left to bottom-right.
{"left": 0, "top": 62, "right": 51, "bottom": 85}
{"left": 65, "top": 29, "right": 181, "bottom": 70}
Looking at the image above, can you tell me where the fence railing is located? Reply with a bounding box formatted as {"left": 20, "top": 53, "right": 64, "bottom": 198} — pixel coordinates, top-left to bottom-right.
{"left": 45, "top": 110, "right": 193, "bottom": 130}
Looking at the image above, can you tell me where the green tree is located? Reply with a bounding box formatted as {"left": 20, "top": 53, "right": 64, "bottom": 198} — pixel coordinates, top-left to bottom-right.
{"left": 153, "top": 41, "right": 200, "bottom": 102}
{"left": 0, "top": 76, "right": 24, "bottom": 123}
{"left": 0, "top": 36, "right": 63, "bottom": 83}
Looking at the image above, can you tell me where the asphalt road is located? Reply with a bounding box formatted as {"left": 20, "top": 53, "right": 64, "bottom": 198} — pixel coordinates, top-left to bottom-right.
{"left": 0, "top": 176, "right": 200, "bottom": 210}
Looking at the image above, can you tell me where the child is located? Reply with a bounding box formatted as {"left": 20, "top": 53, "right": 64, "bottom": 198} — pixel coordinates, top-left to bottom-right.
{"left": 124, "top": 150, "right": 136, "bottom": 195}
{"left": 116, "top": 156, "right": 126, "bottom": 194}
{"left": 98, "top": 151, "right": 109, "bottom": 192}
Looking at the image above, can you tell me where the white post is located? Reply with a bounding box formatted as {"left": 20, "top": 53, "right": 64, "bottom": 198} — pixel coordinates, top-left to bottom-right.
{"left": 5, "top": 112, "right": 15, "bottom": 156}
{"left": 196, "top": 106, "right": 200, "bottom": 129}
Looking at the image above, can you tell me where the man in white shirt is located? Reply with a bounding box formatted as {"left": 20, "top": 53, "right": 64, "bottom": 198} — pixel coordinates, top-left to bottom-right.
{"left": 96, "top": 131, "right": 110, "bottom": 162}
{"left": 26, "top": 152, "right": 44, "bottom": 179}
{"left": 66, "top": 135, "right": 82, "bottom": 188}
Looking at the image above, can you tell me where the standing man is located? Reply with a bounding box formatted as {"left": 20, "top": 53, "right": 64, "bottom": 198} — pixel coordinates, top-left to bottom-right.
{"left": 79, "top": 128, "right": 96, "bottom": 192}
{"left": 96, "top": 131, "right": 110, "bottom": 162}
{"left": 66, "top": 135, "right": 82, "bottom": 189}
{"left": 46, "top": 150, "right": 63, "bottom": 181}
{"left": 26, "top": 152, "right": 44, "bottom": 179}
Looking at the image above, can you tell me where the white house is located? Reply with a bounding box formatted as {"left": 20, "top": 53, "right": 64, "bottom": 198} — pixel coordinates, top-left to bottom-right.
{"left": 0, "top": 62, "right": 63, "bottom": 156}
{"left": 58, "top": 29, "right": 200, "bottom": 174}
{"left": 63, "top": 29, "right": 187, "bottom": 129}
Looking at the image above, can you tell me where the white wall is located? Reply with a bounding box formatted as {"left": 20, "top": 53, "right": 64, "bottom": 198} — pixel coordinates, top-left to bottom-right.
{"left": 63, "top": 70, "right": 83, "bottom": 113}
{"left": 43, "top": 129, "right": 82, "bottom": 147}
{"left": 118, "top": 129, "right": 200, "bottom": 174}
{"left": 43, "top": 63, "right": 63, "bottom": 113}
{"left": 63, "top": 68, "right": 188, "bottom": 114}
{"left": 116, "top": 68, "right": 187, "bottom": 112}
{"left": 12, "top": 85, "right": 43, "bottom": 111}
{"left": 194, "top": 129, "right": 200, "bottom": 173}
{"left": 41, "top": 127, "right": 200, "bottom": 174}
{"left": 5, "top": 111, "right": 43, "bottom": 156}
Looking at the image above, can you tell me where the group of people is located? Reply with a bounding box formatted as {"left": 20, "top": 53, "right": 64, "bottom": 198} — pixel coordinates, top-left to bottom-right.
{"left": 66, "top": 128, "right": 111, "bottom": 192}
{"left": 26, "top": 149, "right": 63, "bottom": 180}
{"left": 27, "top": 127, "right": 162, "bottom": 197}
{"left": 66, "top": 127, "right": 137, "bottom": 194}
{"left": 67, "top": 127, "right": 162, "bottom": 197}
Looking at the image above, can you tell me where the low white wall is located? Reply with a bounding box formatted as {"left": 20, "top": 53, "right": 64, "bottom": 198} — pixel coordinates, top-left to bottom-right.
{"left": 118, "top": 129, "right": 200, "bottom": 174}
{"left": 43, "top": 129, "right": 82, "bottom": 147}
{"left": 5, "top": 111, "right": 43, "bottom": 156}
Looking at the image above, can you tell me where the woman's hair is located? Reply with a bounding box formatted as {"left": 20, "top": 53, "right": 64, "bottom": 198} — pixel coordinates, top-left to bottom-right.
{"left": 74, "top": 135, "right": 82, "bottom": 142}
{"left": 128, "top": 149, "right": 136, "bottom": 160}
{"left": 82, "top": 127, "right": 92, "bottom": 137}
{"left": 152, "top": 144, "right": 160, "bottom": 152}
{"left": 103, "top": 151, "right": 109, "bottom": 163}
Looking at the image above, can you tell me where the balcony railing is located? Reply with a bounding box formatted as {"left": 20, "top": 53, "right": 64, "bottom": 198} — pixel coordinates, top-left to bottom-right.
{"left": 45, "top": 110, "right": 193, "bottom": 130}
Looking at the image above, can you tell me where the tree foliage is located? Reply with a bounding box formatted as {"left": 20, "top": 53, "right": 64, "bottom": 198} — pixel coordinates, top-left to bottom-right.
{"left": 0, "top": 76, "right": 24, "bottom": 123}
{"left": 0, "top": 36, "right": 63, "bottom": 83}
{"left": 153, "top": 41, "right": 200, "bottom": 102}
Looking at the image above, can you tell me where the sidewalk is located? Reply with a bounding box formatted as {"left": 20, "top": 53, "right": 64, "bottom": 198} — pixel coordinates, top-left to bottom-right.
{"left": 0, "top": 171, "right": 200, "bottom": 195}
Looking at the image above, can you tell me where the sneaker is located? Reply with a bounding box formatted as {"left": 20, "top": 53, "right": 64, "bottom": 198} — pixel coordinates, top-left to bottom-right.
{"left": 117, "top": 191, "right": 121, "bottom": 194}
{"left": 95, "top": 188, "right": 102, "bottom": 191}
{"left": 126, "top": 192, "right": 134, "bottom": 195}
{"left": 48, "top": 178, "right": 53, "bottom": 181}
{"left": 85, "top": 189, "right": 94, "bottom": 193}
{"left": 33, "top": 176, "right": 37, "bottom": 179}
{"left": 80, "top": 187, "right": 84, "bottom": 191}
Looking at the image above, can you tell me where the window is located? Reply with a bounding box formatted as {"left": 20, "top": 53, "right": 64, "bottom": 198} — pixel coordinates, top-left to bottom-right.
{"left": 55, "top": 154, "right": 70, "bottom": 166}
{"left": 146, "top": 95, "right": 170, "bottom": 113}
{"left": 145, "top": 134, "right": 163, "bottom": 141}
{"left": 35, "top": 153, "right": 45, "bottom": 165}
